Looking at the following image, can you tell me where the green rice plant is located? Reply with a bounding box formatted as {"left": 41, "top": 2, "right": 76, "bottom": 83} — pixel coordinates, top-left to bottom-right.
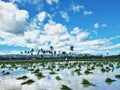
{"left": 35, "top": 72, "right": 45, "bottom": 79}
{"left": 61, "top": 84, "right": 72, "bottom": 90}
{"left": 105, "top": 77, "right": 116, "bottom": 83}
{"left": 33, "top": 69, "right": 39, "bottom": 73}
{"left": 49, "top": 71, "right": 57, "bottom": 74}
{"left": 17, "top": 75, "right": 28, "bottom": 80}
{"left": 84, "top": 70, "right": 93, "bottom": 75}
{"left": 101, "top": 67, "right": 106, "bottom": 73}
{"left": 2, "top": 71, "right": 10, "bottom": 75}
{"left": 2, "top": 70, "right": 5, "bottom": 73}
{"left": 74, "top": 69, "right": 82, "bottom": 75}
{"left": 81, "top": 79, "right": 96, "bottom": 86}
{"left": 21, "top": 79, "right": 35, "bottom": 85}
{"left": 56, "top": 76, "right": 61, "bottom": 80}
{"left": 115, "top": 75, "right": 120, "bottom": 79}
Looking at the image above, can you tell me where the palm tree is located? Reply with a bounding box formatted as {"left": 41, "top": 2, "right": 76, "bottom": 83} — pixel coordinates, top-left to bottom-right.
{"left": 37, "top": 50, "right": 40, "bottom": 55}
{"left": 24, "top": 51, "right": 27, "bottom": 55}
{"left": 106, "top": 52, "right": 109, "bottom": 59}
{"left": 70, "top": 45, "right": 74, "bottom": 57}
{"left": 50, "top": 46, "right": 54, "bottom": 51}
{"left": 30, "top": 48, "right": 34, "bottom": 55}
{"left": 20, "top": 51, "right": 23, "bottom": 55}
{"left": 50, "top": 46, "right": 54, "bottom": 58}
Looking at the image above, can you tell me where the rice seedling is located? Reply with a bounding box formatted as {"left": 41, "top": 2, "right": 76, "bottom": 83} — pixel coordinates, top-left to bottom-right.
{"left": 74, "top": 69, "right": 82, "bottom": 75}
{"left": 105, "top": 77, "right": 116, "bottom": 83}
{"left": 2, "top": 71, "right": 10, "bottom": 75}
{"left": 49, "top": 71, "right": 57, "bottom": 74}
{"left": 21, "top": 79, "right": 35, "bottom": 85}
{"left": 35, "top": 72, "right": 45, "bottom": 79}
{"left": 61, "top": 84, "right": 72, "bottom": 90}
{"left": 115, "top": 75, "right": 120, "bottom": 79}
{"left": 17, "top": 75, "right": 28, "bottom": 80}
{"left": 81, "top": 79, "right": 96, "bottom": 86}
{"left": 56, "top": 76, "right": 61, "bottom": 80}
{"left": 84, "top": 70, "right": 93, "bottom": 75}
{"left": 33, "top": 69, "right": 39, "bottom": 73}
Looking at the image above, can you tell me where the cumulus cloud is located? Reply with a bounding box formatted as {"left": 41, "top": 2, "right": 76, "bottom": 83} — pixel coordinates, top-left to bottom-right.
{"left": 0, "top": 1, "right": 118, "bottom": 55}
{"left": 60, "top": 11, "right": 70, "bottom": 22}
{"left": 101, "top": 24, "right": 107, "bottom": 27}
{"left": 84, "top": 11, "right": 93, "bottom": 15}
{"left": 37, "top": 11, "right": 52, "bottom": 22}
{"left": 71, "top": 4, "right": 84, "bottom": 13}
{"left": 9, "top": 0, "right": 44, "bottom": 10}
{"left": 94, "top": 23, "right": 99, "bottom": 29}
{"left": 46, "top": 0, "right": 59, "bottom": 5}
{"left": 0, "top": 0, "right": 29, "bottom": 34}
{"left": 94, "top": 23, "right": 107, "bottom": 29}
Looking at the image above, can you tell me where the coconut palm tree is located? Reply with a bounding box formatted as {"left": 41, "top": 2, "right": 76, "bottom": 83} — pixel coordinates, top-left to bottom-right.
{"left": 50, "top": 46, "right": 54, "bottom": 58}
{"left": 70, "top": 45, "right": 74, "bottom": 57}
{"left": 30, "top": 48, "right": 34, "bottom": 55}
{"left": 20, "top": 51, "right": 23, "bottom": 55}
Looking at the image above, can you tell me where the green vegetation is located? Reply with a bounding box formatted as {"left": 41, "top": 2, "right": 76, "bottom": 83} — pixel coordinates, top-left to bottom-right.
{"left": 56, "top": 76, "right": 61, "bottom": 80}
{"left": 84, "top": 70, "right": 93, "bottom": 75}
{"left": 35, "top": 72, "right": 45, "bottom": 79}
{"left": 21, "top": 79, "right": 35, "bottom": 85}
{"left": 17, "top": 75, "right": 28, "bottom": 80}
{"left": 115, "top": 75, "right": 120, "bottom": 78}
{"left": 49, "top": 71, "right": 57, "bottom": 74}
{"left": 61, "top": 84, "right": 72, "bottom": 90}
{"left": 105, "top": 77, "right": 116, "bottom": 83}
{"left": 2, "top": 71, "right": 10, "bottom": 75}
{"left": 81, "top": 79, "right": 96, "bottom": 86}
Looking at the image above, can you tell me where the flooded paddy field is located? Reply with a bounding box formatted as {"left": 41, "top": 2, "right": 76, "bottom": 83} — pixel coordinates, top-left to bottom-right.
{"left": 0, "top": 60, "right": 120, "bottom": 90}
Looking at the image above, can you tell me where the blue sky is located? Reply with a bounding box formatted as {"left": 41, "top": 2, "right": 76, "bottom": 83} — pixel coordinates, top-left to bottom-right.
{"left": 0, "top": 0, "right": 120, "bottom": 55}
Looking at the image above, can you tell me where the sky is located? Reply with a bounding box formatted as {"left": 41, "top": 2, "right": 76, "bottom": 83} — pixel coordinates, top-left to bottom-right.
{"left": 0, "top": 0, "right": 120, "bottom": 55}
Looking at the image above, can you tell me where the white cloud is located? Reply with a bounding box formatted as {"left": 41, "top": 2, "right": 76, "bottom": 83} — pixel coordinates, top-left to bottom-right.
{"left": 94, "top": 23, "right": 99, "bottom": 29}
{"left": 0, "top": 1, "right": 119, "bottom": 55}
{"left": 71, "top": 5, "right": 84, "bottom": 13}
{"left": 70, "top": 27, "right": 89, "bottom": 42}
{"left": 94, "top": 23, "right": 108, "bottom": 29}
{"left": 60, "top": 11, "right": 70, "bottom": 22}
{"left": 101, "top": 24, "right": 107, "bottom": 27}
{"left": 0, "top": 0, "right": 29, "bottom": 34}
{"left": 46, "top": 0, "right": 59, "bottom": 5}
{"left": 84, "top": 11, "right": 93, "bottom": 15}
{"left": 37, "top": 11, "right": 51, "bottom": 22}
